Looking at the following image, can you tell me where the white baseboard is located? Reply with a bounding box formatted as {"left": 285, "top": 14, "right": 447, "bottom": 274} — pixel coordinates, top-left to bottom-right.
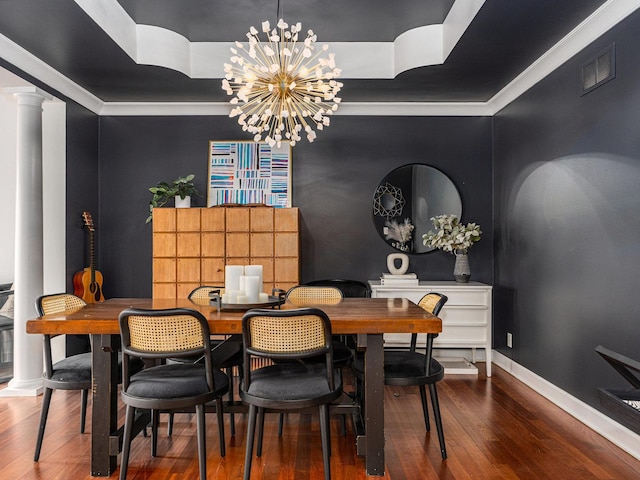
{"left": 493, "top": 350, "right": 640, "bottom": 461}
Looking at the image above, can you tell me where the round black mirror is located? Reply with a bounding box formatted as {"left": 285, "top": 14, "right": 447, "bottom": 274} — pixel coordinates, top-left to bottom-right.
{"left": 372, "top": 164, "right": 462, "bottom": 253}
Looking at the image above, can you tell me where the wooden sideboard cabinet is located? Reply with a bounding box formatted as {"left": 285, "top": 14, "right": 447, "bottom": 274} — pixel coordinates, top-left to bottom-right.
{"left": 152, "top": 207, "right": 299, "bottom": 298}
{"left": 369, "top": 280, "right": 493, "bottom": 376}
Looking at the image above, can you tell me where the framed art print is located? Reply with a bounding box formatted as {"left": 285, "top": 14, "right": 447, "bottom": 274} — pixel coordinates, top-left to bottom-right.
{"left": 207, "top": 141, "right": 291, "bottom": 207}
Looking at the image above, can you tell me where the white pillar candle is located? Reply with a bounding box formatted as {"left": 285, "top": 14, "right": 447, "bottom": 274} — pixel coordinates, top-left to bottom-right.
{"left": 259, "top": 292, "right": 269, "bottom": 303}
{"left": 236, "top": 295, "right": 248, "bottom": 304}
{"left": 225, "top": 265, "right": 244, "bottom": 292}
{"left": 238, "top": 275, "right": 247, "bottom": 295}
{"left": 245, "top": 275, "right": 260, "bottom": 303}
{"left": 245, "top": 265, "right": 263, "bottom": 293}
{"left": 226, "top": 290, "right": 240, "bottom": 304}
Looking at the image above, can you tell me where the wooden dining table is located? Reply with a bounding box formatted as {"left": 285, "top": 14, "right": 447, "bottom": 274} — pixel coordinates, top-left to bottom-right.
{"left": 26, "top": 296, "right": 441, "bottom": 477}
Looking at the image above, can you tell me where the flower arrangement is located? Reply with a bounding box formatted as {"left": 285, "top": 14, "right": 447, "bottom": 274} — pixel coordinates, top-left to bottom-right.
{"left": 422, "top": 214, "right": 481, "bottom": 254}
{"left": 385, "top": 218, "right": 414, "bottom": 252}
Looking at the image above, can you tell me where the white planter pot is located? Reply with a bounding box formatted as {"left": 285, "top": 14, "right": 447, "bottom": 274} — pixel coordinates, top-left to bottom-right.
{"left": 175, "top": 196, "right": 191, "bottom": 208}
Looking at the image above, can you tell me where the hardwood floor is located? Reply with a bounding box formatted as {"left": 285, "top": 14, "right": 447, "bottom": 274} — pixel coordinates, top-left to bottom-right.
{"left": 1, "top": 364, "right": 639, "bottom": 479}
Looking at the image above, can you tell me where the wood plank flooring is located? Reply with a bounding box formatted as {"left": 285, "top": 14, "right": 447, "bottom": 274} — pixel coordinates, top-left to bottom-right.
{"left": 1, "top": 364, "right": 639, "bottom": 479}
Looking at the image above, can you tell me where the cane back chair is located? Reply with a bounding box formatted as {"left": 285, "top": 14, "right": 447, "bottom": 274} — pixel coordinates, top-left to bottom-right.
{"left": 353, "top": 292, "right": 449, "bottom": 459}
{"left": 33, "top": 293, "right": 89, "bottom": 461}
{"left": 118, "top": 307, "right": 229, "bottom": 480}
{"left": 163, "top": 286, "right": 243, "bottom": 436}
{"left": 240, "top": 308, "right": 342, "bottom": 480}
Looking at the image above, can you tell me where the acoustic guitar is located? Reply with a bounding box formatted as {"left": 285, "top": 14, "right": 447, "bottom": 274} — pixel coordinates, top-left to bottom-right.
{"left": 73, "top": 211, "right": 105, "bottom": 303}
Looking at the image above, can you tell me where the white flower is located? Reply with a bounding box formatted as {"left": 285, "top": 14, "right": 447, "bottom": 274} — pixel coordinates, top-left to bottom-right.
{"left": 422, "top": 215, "right": 481, "bottom": 254}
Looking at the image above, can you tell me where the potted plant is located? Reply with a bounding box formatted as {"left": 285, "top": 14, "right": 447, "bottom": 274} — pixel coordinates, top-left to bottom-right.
{"left": 422, "top": 214, "right": 482, "bottom": 282}
{"left": 146, "top": 174, "right": 199, "bottom": 223}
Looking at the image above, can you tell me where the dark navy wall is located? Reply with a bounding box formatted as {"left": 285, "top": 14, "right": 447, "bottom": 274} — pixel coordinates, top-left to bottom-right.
{"left": 98, "top": 115, "right": 493, "bottom": 298}
{"left": 65, "top": 102, "right": 99, "bottom": 293}
{"left": 493, "top": 9, "right": 640, "bottom": 415}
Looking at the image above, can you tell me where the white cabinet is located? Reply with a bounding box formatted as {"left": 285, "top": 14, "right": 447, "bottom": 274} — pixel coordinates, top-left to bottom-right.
{"left": 369, "top": 280, "right": 493, "bottom": 376}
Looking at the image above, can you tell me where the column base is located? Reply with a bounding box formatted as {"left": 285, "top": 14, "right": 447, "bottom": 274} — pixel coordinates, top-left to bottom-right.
{"left": 0, "top": 377, "right": 43, "bottom": 396}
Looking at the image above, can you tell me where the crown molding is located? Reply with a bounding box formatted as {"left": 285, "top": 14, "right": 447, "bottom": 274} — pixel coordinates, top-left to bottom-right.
{"left": 0, "top": 33, "right": 102, "bottom": 111}
{"left": 99, "top": 101, "right": 493, "bottom": 117}
{"left": 2, "top": 0, "right": 639, "bottom": 117}
{"left": 488, "top": 0, "right": 640, "bottom": 114}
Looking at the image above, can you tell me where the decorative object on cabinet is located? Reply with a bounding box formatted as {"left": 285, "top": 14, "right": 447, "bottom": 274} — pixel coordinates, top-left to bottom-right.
{"left": 152, "top": 207, "right": 299, "bottom": 298}
{"left": 372, "top": 164, "right": 462, "bottom": 254}
{"left": 222, "top": 19, "right": 342, "bottom": 147}
{"left": 369, "top": 280, "right": 493, "bottom": 376}
{"left": 422, "top": 214, "right": 482, "bottom": 283}
{"left": 453, "top": 252, "right": 471, "bottom": 283}
{"left": 207, "top": 141, "right": 291, "bottom": 208}
{"left": 386, "top": 253, "right": 410, "bottom": 276}
{"left": 147, "top": 174, "right": 200, "bottom": 223}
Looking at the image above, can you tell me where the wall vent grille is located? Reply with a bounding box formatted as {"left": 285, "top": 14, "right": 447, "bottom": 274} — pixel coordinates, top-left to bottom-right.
{"left": 582, "top": 43, "right": 616, "bottom": 95}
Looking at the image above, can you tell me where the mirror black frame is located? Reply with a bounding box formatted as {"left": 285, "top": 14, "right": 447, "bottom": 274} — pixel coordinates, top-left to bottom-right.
{"left": 372, "top": 164, "right": 462, "bottom": 254}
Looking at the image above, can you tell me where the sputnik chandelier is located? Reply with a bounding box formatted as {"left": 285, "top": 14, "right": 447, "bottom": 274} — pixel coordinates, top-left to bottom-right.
{"left": 222, "top": 18, "right": 343, "bottom": 147}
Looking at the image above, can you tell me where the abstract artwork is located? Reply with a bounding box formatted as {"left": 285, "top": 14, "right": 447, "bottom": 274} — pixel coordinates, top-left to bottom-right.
{"left": 207, "top": 141, "right": 291, "bottom": 207}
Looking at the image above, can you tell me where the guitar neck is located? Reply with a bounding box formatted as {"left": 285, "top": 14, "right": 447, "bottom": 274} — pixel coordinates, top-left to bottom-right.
{"left": 89, "top": 229, "right": 96, "bottom": 282}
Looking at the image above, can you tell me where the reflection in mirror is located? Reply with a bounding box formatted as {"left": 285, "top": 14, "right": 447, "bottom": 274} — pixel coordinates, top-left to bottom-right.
{"left": 372, "top": 164, "right": 462, "bottom": 253}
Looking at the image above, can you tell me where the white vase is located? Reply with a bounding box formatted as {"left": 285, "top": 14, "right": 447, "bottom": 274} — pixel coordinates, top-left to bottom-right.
{"left": 175, "top": 195, "right": 191, "bottom": 208}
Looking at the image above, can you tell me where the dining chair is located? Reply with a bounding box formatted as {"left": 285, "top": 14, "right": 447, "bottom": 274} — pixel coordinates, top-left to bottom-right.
{"left": 240, "top": 307, "right": 342, "bottom": 480}
{"left": 353, "top": 292, "right": 449, "bottom": 459}
{"left": 164, "top": 286, "right": 244, "bottom": 436}
{"left": 33, "top": 293, "right": 90, "bottom": 461}
{"left": 118, "top": 307, "right": 229, "bottom": 480}
{"left": 305, "top": 279, "right": 371, "bottom": 298}
{"left": 284, "top": 285, "right": 352, "bottom": 434}
{"left": 33, "top": 293, "right": 144, "bottom": 462}
{"left": 285, "top": 286, "right": 352, "bottom": 366}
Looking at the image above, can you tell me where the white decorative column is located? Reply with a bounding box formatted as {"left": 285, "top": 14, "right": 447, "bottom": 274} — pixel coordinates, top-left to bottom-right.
{"left": 0, "top": 87, "right": 51, "bottom": 396}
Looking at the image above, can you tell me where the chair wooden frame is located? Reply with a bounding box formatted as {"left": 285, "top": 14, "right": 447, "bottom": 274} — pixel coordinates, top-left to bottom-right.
{"left": 354, "top": 292, "right": 449, "bottom": 459}
{"left": 33, "top": 293, "right": 89, "bottom": 462}
{"left": 304, "top": 279, "right": 371, "bottom": 298}
{"left": 163, "top": 286, "right": 243, "bottom": 437}
{"left": 240, "top": 307, "right": 342, "bottom": 480}
{"left": 118, "top": 307, "right": 229, "bottom": 480}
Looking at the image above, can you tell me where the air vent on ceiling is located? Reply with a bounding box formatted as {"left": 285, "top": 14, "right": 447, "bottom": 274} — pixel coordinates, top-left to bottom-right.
{"left": 582, "top": 43, "right": 615, "bottom": 95}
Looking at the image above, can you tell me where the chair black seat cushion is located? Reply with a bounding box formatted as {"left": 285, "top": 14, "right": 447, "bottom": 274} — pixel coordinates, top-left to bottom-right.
{"left": 353, "top": 351, "right": 444, "bottom": 385}
{"left": 242, "top": 363, "right": 342, "bottom": 407}
{"left": 126, "top": 363, "right": 229, "bottom": 400}
{"left": 50, "top": 352, "right": 92, "bottom": 383}
{"left": 48, "top": 352, "right": 143, "bottom": 384}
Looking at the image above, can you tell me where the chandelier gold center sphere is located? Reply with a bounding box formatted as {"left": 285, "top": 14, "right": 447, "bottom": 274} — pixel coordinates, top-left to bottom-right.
{"left": 222, "top": 19, "right": 343, "bottom": 147}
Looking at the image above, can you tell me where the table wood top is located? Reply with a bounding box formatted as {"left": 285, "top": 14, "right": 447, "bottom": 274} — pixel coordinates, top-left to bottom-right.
{"left": 26, "top": 297, "right": 441, "bottom": 336}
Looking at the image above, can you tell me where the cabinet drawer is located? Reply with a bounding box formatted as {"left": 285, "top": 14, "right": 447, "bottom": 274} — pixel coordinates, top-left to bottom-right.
{"left": 435, "top": 288, "right": 490, "bottom": 306}
{"left": 435, "top": 325, "right": 487, "bottom": 344}
{"left": 439, "top": 307, "right": 488, "bottom": 326}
